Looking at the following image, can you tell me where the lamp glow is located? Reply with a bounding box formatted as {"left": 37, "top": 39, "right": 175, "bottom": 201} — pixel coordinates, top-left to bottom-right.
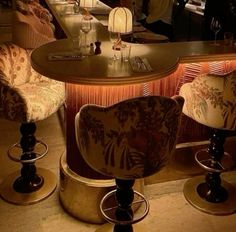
{"left": 80, "top": 0, "right": 97, "bottom": 20}
{"left": 108, "top": 7, "right": 133, "bottom": 34}
{"left": 80, "top": 0, "right": 97, "bottom": 8}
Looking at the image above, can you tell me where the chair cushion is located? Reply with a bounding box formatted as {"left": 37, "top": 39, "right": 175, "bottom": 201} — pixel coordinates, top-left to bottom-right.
{"left": 12, "top": 10, "right": 55, "bottom": 49}
{"left": 1, "top": 80, "right": 65, "bottom": 122}
{"left": 179, "top": 71, "right": 236, "bottom": 130}
{"left": 0, "top": 42, "right": 65, "bottom": 122}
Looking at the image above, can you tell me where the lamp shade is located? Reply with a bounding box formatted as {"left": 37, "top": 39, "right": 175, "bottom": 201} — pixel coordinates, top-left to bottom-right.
{"left": 80, "top": 0, "right": 97, "bottom": 8}
{"left": 108, "top": 7, "right": 133, "bottom": 34}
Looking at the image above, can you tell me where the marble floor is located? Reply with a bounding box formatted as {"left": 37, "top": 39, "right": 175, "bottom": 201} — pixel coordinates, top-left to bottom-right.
{"left": 1, "top": 111, "right": 236, "bottom": 232}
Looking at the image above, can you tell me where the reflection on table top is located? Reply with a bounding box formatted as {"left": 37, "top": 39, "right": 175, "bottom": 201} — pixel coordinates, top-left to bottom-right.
{"left": 185, "top": 3, "right": 205, "bottom": 16}
{"left": 31, "top": 38, "right": 236, "bottom": 85}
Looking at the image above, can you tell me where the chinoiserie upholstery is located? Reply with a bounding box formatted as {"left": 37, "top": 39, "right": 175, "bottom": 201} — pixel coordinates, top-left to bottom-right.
{"left": 12, "top": 0, "right": 55, "bottom": 49}
{"left": 179, "top": 71, "right": 236, "bottom": 215}
{"left": 75, "top": 95, "right": 184, "bottom": 231}
{"left": 0, "top": 42, "right": 65, "bottom": 205}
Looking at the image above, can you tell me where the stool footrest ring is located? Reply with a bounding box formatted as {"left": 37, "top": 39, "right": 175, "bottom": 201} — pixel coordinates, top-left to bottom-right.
{"left": 7, "top": 140, "right": 48, "bottom": 163}
{"left": 100, "top": 189, "right": 149, "bottom": 225}
{"left": 195, "top": 149, "right": 232, "bottom": 173}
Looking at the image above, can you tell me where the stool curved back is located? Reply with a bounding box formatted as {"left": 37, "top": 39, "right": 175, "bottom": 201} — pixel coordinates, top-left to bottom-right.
{"left": 179, "top": 71, "right": 236, "bottom": 215}
{"left": 75, "top": 95, "right": 184, "bottom": 180}
{"left": 75, "top": 95, "right": 184, "bottom": 231}
{"left": 0, "top": 42, "right": 65, "bottom": 122}
{"left": 179, "top": 71, "right": 236, "bottom": 131}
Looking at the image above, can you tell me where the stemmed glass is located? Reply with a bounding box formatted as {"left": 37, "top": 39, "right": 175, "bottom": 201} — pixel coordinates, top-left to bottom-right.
{"left": 210, "top": 17, "right": 222, "bottom": 45}
{"left": 80, "top": 17, "right": 92, "bottom": 54}
{"left": 109, "top": 31, "right": 120, "bottom": 61}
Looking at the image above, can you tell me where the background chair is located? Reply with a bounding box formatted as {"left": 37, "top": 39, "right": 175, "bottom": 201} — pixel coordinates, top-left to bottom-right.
{"left": 0, "top": 42, "right": 65, "bottom": 205}
{"left": 179, "top": 71, "right": 236, "bottom": 215}
{"left": 75, "top": 95, "right": 184, "bottom": 231}
{"left": 12, "top": 0, "right": 56, "bottom": 49}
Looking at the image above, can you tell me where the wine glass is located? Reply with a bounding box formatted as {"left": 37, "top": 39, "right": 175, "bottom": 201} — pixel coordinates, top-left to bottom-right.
{"left": 210, "top": 17, "right": 222, "bottom": 45}
{"left": 81, "top": 17, "right": 92, "bottom": 34}
{"left": 80, "top": 17, "right": 92, "bottom": 54}
{"left": 109, "top": 31, "right": 120, "bottom": 61}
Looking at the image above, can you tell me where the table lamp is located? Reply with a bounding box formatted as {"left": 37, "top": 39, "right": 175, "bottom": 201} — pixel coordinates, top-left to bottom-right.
{"left": 108, "top": 7, "right": 133, "bottom": 51}
{"left": 80, "top": 0, "right": 96, "bottom": 20}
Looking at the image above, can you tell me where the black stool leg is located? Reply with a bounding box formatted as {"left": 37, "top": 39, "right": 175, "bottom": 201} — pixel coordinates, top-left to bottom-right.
{"left": 183, "top": 128, "right": 236, "bottom": 215}
{"left": 114, "top": 179, "right": 134, "bottom": 232}
{"left": 13, "top": 123, "right": 44, "bottom": 193}
{"left": 0, "top": 122, "right": 57, "bottom": 205}
{"left": 197, "top": 129, "right": 228, "bottom": 203}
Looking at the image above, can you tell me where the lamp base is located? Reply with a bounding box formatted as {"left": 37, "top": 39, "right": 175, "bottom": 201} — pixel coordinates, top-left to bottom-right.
{"left": 183, "top": 175, "right": 236, "bottom": 215}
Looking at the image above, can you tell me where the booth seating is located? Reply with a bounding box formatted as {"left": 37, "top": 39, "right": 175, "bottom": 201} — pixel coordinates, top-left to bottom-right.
{"left": 179, "top": 71, "right": 236, "bottom": 215}
{"left": 0, "top": 42, "right": 65, "bottom": 205}
{"left": 75, "top": 95, "right": 184, "bottom": 231}
{"left": 12, "top": 0, "right": 55, "bottom": 49}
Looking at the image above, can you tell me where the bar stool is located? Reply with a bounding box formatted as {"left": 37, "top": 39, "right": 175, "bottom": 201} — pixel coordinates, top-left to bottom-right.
{"left": 0, "top": 42, "right": 65, "bottom": 205}
{"left": 179, "top": 71, "right": 236, "bottom": 215}
{"left": 75, "top": 95, "right": 184, "bottom": 231}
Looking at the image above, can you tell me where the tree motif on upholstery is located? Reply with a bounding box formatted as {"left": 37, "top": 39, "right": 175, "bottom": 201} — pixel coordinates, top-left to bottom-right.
{"left": 192, "top": 78, "right": 223, "bottom": 119}
{"left": 77, "top": 96, "right": 181, "bottom": 178}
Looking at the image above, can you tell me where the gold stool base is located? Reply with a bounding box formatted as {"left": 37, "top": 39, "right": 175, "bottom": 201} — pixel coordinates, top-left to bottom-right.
{"left": 96, "top": 223, "right": 146, "bottom": 232}
{"left": 0, "top": 168, "right": 57, "bottom": 205}
{"left": 183, "top": 175, "right": 236, "bottom": 215}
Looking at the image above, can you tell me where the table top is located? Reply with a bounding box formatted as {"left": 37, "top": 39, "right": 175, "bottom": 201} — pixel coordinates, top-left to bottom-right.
{"left": 31, "top": 39, "right": 236, "bottom": 85}
{"left": 30, "top": 0, "right": 236, "bottom": 86}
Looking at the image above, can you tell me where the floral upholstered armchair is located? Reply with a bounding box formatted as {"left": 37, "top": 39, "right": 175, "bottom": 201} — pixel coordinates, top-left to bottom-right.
{"left": 0, "top": 42, "right": 65, "bottom": 205}
{"left": 12, "top": 0, "right": 56, "bottom": 49}
{"left": 75, "top": 95, "right": 184, "bottom": 231}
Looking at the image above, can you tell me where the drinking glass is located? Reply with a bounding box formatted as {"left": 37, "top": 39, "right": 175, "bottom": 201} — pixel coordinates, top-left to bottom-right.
{"left": 109, "top": 31, "right": 120, "bottom": 61}
{"left": 81, "top": 17, "right": 92, "bottom": 34}
{"left": 80, "top": 17, "right": 92, "bottom": 54}
{"left": 71, "top": 36, "right": 81, "bottom": 54}
{"left": 210, "top": 17, "right": 221, "bottom": 45}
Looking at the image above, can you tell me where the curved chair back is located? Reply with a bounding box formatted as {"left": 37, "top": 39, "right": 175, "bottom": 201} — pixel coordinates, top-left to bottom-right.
{"left": 75, "top": 95, "right": 184, "bottom": 179}
{"left": 0, "top": 42, "right": 46, "bottom": 86}
{"left": 179, "top": 71, "right": 236, "bottom": 130}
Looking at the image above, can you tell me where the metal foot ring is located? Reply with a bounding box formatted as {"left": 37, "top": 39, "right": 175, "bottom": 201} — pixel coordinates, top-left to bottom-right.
{"left": 7, "top": 140, "right": 48, "bottom": 163}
